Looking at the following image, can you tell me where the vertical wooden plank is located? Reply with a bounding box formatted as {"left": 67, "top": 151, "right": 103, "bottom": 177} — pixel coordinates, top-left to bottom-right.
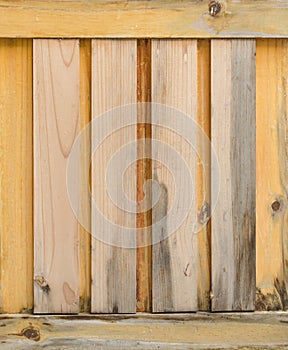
{"left": 91, "top": 40, "right": 137, "bottom": 313}
{"left": 211, "top": 40, "right": 256, "bottom": 311}
{"left": 152, "top": 39, "right": 198, "bottom": 312}
{"left": 79, "top": 39, "right": 91, "bottom": 313}
{"left": 197, "top": 40, "right": 211, "bottom": 311}
{"left": 0, "top": 39, "right": 33, "bottom": 313}
{"left": 34, "top": 39, "right": 80, "bottom": 313}
{"left": 137, "top": 39, "right": 152, "bottom": 312}
{"left": 256, "top": 39, "right": 288, "bottom": 311}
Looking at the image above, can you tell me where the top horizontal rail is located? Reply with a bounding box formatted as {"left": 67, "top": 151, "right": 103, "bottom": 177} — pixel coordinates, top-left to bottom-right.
{"left": 0, "top": 0, "right": 287, "bottom": 38}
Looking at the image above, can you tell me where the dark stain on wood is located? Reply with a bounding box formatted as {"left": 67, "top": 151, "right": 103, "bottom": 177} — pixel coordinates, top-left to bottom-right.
{"left": 256, "top": 278, "right": 288, "bottom": 311}
{"left": 34, "top": 276, "right": 50, "bottom": 294}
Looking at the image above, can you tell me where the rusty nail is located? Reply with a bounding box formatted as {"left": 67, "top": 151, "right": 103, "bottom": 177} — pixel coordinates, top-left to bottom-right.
{"left": 209, "top": 0, "right": 222, "bottom": 16}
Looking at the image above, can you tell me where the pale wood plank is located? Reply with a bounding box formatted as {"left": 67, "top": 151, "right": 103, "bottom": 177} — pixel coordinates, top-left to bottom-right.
{"left": 136, "top": 39, "right": 152, "bottom": 312}
{"left": 211, "top": 40, "right": 256, "bottom": 311}
{"left": 196, "top": 40, "right": 211, "bottom": 311}
{"left": 151, "top": 39, "right": 198, "bottom": 312}
{"left": 34, "top": 39, "right": 80, "bottom": 313}
{"left": 0, "top": 39, "right": 33, "bottom": 313}
{"left": 256, "top": 39, "right": 288, "bottom": 311}
{"left": 91, "top": 39, "right": 137, "bottom": 313}
{"left": 0, "top": 1, "right": 287, "bottom": 39}
{"left": 79, "top": 39, "right": 91, "bottom": 313}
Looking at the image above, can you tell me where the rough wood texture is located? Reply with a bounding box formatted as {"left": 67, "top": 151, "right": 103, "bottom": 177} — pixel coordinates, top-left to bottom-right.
{"left": 211, "top": 40, "right": 256, "bottom": 311}
{"left": 91, "top": 39, "right": 137, "bottom": 313}
{"left": 0, "top": 313, "right": 287, "bottom": 350}
{"left": 137, "top": 39, "right": 152, "bottom": 312}
{"left": 197, "top": 40, "right": 211, "bottom": 311}
{"left": 34, "top": 39, "right": 80, "bottom": 313}
{"left": 79, "top": 39, "right": 91, "bottom": 313}
{"left": 0, "top": 39, "right": 33, "bottom": 313}
{"left": 256, "top": 39, "right": 288, "bottom": 311}
{"left": 0, "top": 1, "right": 287, "bottom": 38}
{"left": 152, "top": 39, "right": 198, "bottom": 312}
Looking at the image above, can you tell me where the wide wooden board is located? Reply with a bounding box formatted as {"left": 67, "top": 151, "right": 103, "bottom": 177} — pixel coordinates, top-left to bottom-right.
{"left": 151, "top": 39, "right": 198, "bottom": 312}
{"left": 34, "top": 39, "right": 80, "bottom": 313}
{"left": 91, "top": 39, "right": 137, "bottom": 313}
{"left": 256, "top": 39, "right": 288, "bottom": 311}
{"left": 211, "top": 40, "right": 256, "bottom": 311}
{"left": 0, "top": 39, "right": 33, "bottom": 313}
{"left": 0, "top": 1, "right": 287, "bottom": 38}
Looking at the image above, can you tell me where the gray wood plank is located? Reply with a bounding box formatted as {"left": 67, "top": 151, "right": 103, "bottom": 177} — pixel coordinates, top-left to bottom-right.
{"left": 211, "top": 39, "right": 256, "bottom": 311}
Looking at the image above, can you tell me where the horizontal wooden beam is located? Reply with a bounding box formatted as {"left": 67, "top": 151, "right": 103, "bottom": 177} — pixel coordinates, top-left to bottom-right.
{"left": 0, "top": 313, "right": 287, "bottom": 349}
{"left": 0, "top": 1, "right": 287, "bottom": 38}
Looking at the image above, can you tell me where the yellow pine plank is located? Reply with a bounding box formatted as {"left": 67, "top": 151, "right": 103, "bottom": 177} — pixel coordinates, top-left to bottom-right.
{"left": 33, "top": 39, "right": 80, "bottom": 313}
{"left": 79, "top": 39, "right": 91, "bottom": 313}
{"left": 211, "top": 40, "right": 256, "bottom": 311}
{"left": 151, "top": 39, "right": 198, "bottom": 312}
{"left": 91, "top": 39, "right": 137, "bottom": 313}
{"left": 196, "top": 40, "right": 211, "bottom": 311}
{"left": 256, "top": 39, "right": 288, "bottom": 311}
{"left": 0, "top": 39, "right": 33, "bottom": 313}
{"left": 0, "top": 1, "right": 287, "bottom": 38}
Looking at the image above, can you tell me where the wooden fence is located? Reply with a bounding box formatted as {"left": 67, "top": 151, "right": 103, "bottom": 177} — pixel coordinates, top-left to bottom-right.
{"left": 0, "top": 1, "right": 287, "bottom": 315}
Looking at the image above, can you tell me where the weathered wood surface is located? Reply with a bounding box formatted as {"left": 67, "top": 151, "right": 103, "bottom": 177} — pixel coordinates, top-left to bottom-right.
{"left": 0, "top": 39, "right": 33, "bottom": 313}
{"left": 136, "top": 39, "right": 152, "bottom": 312}
{"left": 91, "top": 39, "right": 137, "bottom": 313}
{"left": 211, "top": 40, "right": 256, "bottom": 311}
{"left": 34, "top": 39, "right": 80, "bottom": 313}
{"left": 0, "top": 1, "right": 287, "bottom": 38}
{"left": 151, "top": 39, "right": 198, "bottom": 312}
{"left": 196, "top": 40, "right": 211, "bottom": 311}
{"left": 0, "top": 313, "right": 287, "bottom": 350}
{"left": 79, "top": 39, "right": 91, "bottom": 313}
{"left": 256, "top": 39, "right": 288, "bottom": 311}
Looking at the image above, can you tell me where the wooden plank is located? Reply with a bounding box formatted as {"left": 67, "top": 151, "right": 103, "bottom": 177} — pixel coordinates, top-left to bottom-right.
{"left": 151, "top": 39, "right": 198, "bottom": 312}
{"left": 79, "top": 39, "right": 91, "bottom": 313}
{"left": 196, "top": 40, "right": 211, "bottom": 311}
{"left": 34, "top": 39, "right": 80, "bottom": 313}
{"left": 0, "top": 314, "right": 287, "bottom": 350}
{"left": 256, "top": 39, "right": 288, "bottom": 311}
{"left": 136, "top": 39, "right": 152, "bottom": 312}
{"left": 0, "top": 1, "right": 287, "bottom": 39}
{"left": 211, "top": 40, "right": 256, "bottom": 311}
{"left": 0, "top": 39, "right": 33, "bottom": 313}
{"left": 91, "top": 39, "right": 137, "bottom": 313}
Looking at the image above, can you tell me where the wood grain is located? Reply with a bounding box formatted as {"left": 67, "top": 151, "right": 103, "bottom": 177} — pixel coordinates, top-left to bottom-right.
{"left": 0, "top": 39, "right": 33, "bottom": 313}
{"left": 91, "top": 39, "right": 137, "bottom": 313}
{"left": 137, "top": 39, "right": 152, "bottom": 312}
{"left": 151, "top": 39, "right": 198, "bottom": 312}
{"left": 211, "top": 40, "right": 256, "bottom": 311}
{"left": 256, "top": 39, "right": 288, "bottom": 311}
{"left": 0, "top": 313, "right": 287, "bottom": 350}
{"left": 34, "top": 39, "right": 80, "bottom": 313}
{"left": 0, "top": 1, "right": 287, "bottom": 39}
{"left": 196, "top": 40, "right": 211, "bottom": 311}
{"left": 79, "top": 39, "right": 91, "bottom": 313}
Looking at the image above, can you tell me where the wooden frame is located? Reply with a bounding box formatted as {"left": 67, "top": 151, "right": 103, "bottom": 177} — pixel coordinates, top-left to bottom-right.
{"left": 0, "top": 1, "right": 287, "bottom": 39}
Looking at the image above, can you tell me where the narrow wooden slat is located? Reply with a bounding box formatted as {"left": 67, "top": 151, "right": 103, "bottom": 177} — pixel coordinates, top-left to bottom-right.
{"left": 152, "top": 39, "right": 198, "bottom": 312}
{"left": 0, "top": 1, "right": 287, "bottom": 38}
{"left": 211, "top": 40, "right": 256, "bottom": 311}
{"left": 137, "top": 39, "right": 152, "bottom": 312}
{"left": 197, "top": 40, "right": 211, "bottom": 311}
{"left": 79, "top": 39, "right": 91, "bottom": 313}
{"left": 91, "top": 40, "right": 137, "bottom": 313}
{"left": 34, "top": 39, "right": 80, "bottom": 313}
{"left": 256, "top": 39, "right": 288, "bottom": 311}
{"left": 0, "top": 39, "right": 33, "bottom": 313}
